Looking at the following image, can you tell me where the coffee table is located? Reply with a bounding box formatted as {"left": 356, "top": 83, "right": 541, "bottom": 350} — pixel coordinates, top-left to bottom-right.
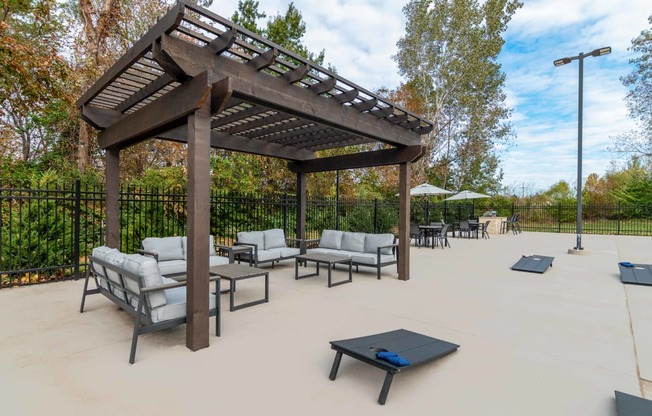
{"left": 216, "top": 244, "right": 252, "bottom": 266}
{"left": 329, "top": 329, "right": 460, "bottom": 405}
{"left": 209, "top": 264, "right": 268, "bottom": 311}
{"left": 294, "top": 253, "right": 352, "bottom": 287}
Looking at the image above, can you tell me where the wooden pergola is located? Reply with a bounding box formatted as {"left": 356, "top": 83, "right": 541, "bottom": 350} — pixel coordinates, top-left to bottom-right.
{"left": 77, "top": 0, "right": 433, "bottom": 351}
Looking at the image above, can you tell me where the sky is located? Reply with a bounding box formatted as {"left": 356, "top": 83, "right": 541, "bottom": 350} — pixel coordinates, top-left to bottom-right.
{"left": 209, "top": 0, "right": 651, "bottom": 193}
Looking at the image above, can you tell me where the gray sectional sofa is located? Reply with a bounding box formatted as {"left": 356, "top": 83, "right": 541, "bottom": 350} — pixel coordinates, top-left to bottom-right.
{"left": 139, "top": 235, "right": 229, "bottom": 276}
{"left": 80, "top": 246, "right": 220, "bottom": 363}
{"left": 305, "top": 230, "right": 398, "bottom": 279}
{"left": 235, "top": 229, "right": 301, "bottom": 267}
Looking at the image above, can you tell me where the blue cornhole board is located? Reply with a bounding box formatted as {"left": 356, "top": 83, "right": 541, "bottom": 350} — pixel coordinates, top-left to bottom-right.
{"left": 511, "top": 255, "right": 554, "bottom": 274}
{"left": 618, "top": 263, "right": 652, "bottom": 286}
{"left": 615, "top": 390, "right": 652, "bottom": 415}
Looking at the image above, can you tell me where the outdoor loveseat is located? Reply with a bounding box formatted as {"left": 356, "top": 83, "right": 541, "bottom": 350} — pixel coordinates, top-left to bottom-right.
{"left": 304, "top": 230, "right": 398, "bottom": 279}
{"left": 139, "top": 235, "right": 229, "bottom": 276}
{"left": 79, "top": 246, "right": 220, "bottom": 364}
{"left": 235, "top": 228, "right": 301, "bottom": 267}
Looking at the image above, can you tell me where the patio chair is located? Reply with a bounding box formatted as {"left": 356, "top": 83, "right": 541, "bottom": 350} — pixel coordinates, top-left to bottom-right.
{"left": 500, "top": 214, "right": 516, "bottom": 234}
{"left": 481, "top": 220, "right": 490, "bottom": 239}
{"left": 436, "top": 224, "right": 451, "bottom": 248}
{"left": 458, "top": 220, "right": 472, "bottom": 238}
{"left": 409, "top": 224, "right": 424, "bottom": 247}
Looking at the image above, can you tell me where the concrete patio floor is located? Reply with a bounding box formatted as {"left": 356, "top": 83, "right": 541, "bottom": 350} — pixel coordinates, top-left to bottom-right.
{"left": 1, "top": 232, "right": 651, "bottom": 415}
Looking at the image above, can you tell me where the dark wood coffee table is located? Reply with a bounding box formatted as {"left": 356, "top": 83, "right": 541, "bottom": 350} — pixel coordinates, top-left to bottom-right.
{"left": 329, "top": 329, "right": 460, "bottom": 405}
{"left": 209, "top": 264, "right": 268, "bottom": 311}
{"left": 295, "top": 253, "right": 352, "bottom": 287}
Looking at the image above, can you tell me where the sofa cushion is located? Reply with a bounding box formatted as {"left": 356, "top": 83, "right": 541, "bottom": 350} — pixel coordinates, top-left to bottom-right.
{"left": 341, "top": 232, "right": 366, "bottom": 253}
{"left": 256, "top": 249, "right": 282, "bottom": 262}
{"left": 103, "top": 250, "right": 127, "bottom": 301}
{"left": 279, "top": 247, "right": 300, "bottom": 258}
{"left": 209, "top": 255, "right": 230, "bottom": 268}
{"left": 150, "top": 286, "right": 217, "bottom": 324}
{"left": 156, "top": 260, "right": 187, "bottom": 277}
{"left": 264, "top": 229, "right": 287, "bottom": 250}
{"left": 319, "top": 230, "right": 343, "bottom": 250}
{"left": 351, "top": 253, "right": 397, "bottom": 266}
{"left": 364, "top": 233, "right": 395, "bottom": 255}
{"left": 122, "top": 254, "right": 166, "bottom": 309}
{"left": 91, "top": 246, "right": 119, "bottom": 290}
{"left": 181, "top": 235, "right": 217, "bottom": 260}
{"left": 142, "top": 237, "right": 184, "bottom": 261}
{"left": 237, "top": 231, "right": 265, "bottom": 250}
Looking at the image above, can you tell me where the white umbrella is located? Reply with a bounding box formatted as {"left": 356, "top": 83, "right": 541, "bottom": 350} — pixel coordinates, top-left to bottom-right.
{"left": 444, "top": 190, "right": 490, "bottom": 201}
{"left": 409, "top": 183, "right": 452, "bottom": 196}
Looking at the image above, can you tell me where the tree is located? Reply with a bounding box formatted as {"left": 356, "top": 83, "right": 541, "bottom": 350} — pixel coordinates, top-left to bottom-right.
{"left": 393, "top": 0, "right": 521, "bottom": 193}
{"left": 613, "top": 15, "right": 652, "bottom": 161}
{"left": 0, "top": 0, "right": 71, "bottom": 163}
{"left": 230, "top": 0, "right": 266, "bottom": 34}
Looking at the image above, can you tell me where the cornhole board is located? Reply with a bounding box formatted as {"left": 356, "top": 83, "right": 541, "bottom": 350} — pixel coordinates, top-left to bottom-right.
{"left": 618, "top": 263, "right": 652, "bottom": 286}
{"left": 615, "top": 390, "right": 652, "bottom": 415}
{"left": 329, "top": 329, "right": 459, "bottom": 405}
{"left": 511, "top": 255, "right": 554, "bottom": 274}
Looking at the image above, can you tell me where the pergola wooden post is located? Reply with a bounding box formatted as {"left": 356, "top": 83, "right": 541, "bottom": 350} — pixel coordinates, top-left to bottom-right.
{"left": 77, "top": 0, "right": 433, "bottom": 352}
{"left": 398, "top": 162, "right": 411, "bottom": 280}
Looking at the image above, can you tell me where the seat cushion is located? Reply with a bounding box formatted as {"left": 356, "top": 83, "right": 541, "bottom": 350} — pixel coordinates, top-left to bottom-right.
{"left": 306, "top": 248, "right": 355, "bottom": 258}
{"left": 181, "top": 235, "right": 217, "bottom": 260}
{"left": 150, "top": 286, "right": 217, "bottom": 324}
{"left": 142, "top": 237, "right": 184, "bottom": 261}
{"left": 364, "top": 234, "right": 395, "bottom": 255}
{"left": 341, "top": 232, "right": 366, "bottom": 253}
{"left": 319, "top": 230, "right": 343, "bottom": 250}
{"left": 351, "top": 253, "right": 396, "bottom": 266}
{"left": 237, "top": 231, "right": 265, "bottom": 250}
{"left": 209, "top": 255, "right": 229, "bottom": 267}
{"left": 279, "top": 247, "right": 300, "bottom": 258}
{"left": 264, "top": 229, "right": 287, "bottom": 250}
{"left": 255, "top": 249, "right": 282, "bottom": 262}
{"left": 122, "top": 254, "right": 166, "bottom": 309}
{"left": 157, "top": 260, "right": 187, "bottom": 277}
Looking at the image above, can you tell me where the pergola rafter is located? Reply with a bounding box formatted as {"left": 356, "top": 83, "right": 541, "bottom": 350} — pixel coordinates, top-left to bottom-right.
{"left": 78, "top": 0, "right": 433, "bottom": 352}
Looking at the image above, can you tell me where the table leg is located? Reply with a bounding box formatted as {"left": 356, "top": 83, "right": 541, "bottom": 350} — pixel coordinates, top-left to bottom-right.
{"left": 229, "top": 279, "right": 235, "bottom": 312}
{"left": 327, "top": 263, "right": 332, "bottom": 287}
{"left": 378, "top": 372, "right": 395, "bottom": 405}
{"left": 329, "top": 351, "right": 343, "bottom": 380}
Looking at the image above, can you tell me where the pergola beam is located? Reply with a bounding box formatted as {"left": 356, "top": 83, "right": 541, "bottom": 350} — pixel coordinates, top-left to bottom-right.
{"left": 288, "top": 145, "right": 423, "bottom": 173}
{"left": 157, "top": 34, "right": 422, "bottom": 147}
{"left": 98, "top": 71, "right": 212, "bottom": 149}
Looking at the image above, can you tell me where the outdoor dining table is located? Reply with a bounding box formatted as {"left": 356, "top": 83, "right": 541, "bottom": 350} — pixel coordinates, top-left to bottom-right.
{"left": 418, "top": 225, "right": 443, "bottom": 248}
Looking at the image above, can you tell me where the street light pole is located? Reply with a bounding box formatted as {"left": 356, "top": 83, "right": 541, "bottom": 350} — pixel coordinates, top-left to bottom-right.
{"left": 553, "top": 46, "right": 611, "bottom": 252}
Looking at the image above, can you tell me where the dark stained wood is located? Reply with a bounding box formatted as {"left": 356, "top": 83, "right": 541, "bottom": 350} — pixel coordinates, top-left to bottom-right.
{"left": 152, "top": 38, "right": 190, "bottom": 82}
{"left": 157, "top": 128, "right": 315, "bottom": 160}
{"left": 206, "top": 28, "right": 237, "bottom": 55}
{"left": 332, "top": 88, "right": 359, "bottom": 104}
{"left": 210, "top": 77, "right": 233, "bottom": 114}
{"left": 414, "top": 125, "right": 434, "bottom": 135}
{"left": 264, "top": 123, "right": 322, "bottom": 143}
{"left": 75, "top": 1, "right": 185, "bottom": 107}
{"left": 158, "top": 35, "right": 421, "bottom": 147}
{"left": 288, "top": 145, "right": 423, "bottom": 173}
{"left": 353, "top": 98, "right": 377, "bottom": 112}
{"left": 80, "top": 105, "right": 122, "bottom": 129}
{"left": 387, "top": 113, "right": 409, "bottom": 124}
{"left": 398, "top": 162, "right": 410, "bottom": 280}
{"left": 115, "top": 74, "right": 175, "bottom": 113}
{"left": 309, "top": 77, "right": 336, "bottom": 95}
{"left": 400, "top": 119, "right": 421, "bottom": 130}
{"left": 98, "top": 71, "right": 211, "bottom": 149}
{"left": 282, "top": 64, "right": 309, "bottom": 84}
{"left": 105, "top": 149, "right": 120, "bottom": 249}
{"left": 370, "top": 105, "right": 394, "bottom": 118}
{"left": 248, "top": 48, "right": 278, "bottom": 71}
{"left": 186, "top": 94, "right": 211, "bottom": 351}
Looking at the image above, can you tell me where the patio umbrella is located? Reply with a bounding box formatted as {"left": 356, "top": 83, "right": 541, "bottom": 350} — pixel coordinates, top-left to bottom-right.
{"left": 409, "top": 183, "right": 452, "bottom": 196}
{"left": 444, "top": 190, "right": 490, "bottom": 201}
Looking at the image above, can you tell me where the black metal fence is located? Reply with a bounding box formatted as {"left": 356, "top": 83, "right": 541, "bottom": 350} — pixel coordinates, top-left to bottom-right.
{"left": 3, "top": 180, "right": 652, "bottom": 288}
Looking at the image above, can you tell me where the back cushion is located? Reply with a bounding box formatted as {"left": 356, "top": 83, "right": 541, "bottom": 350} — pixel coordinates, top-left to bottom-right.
{"left": 181, "top": 235, "right": 217, "bottom": 260}
{"left": 319, "top": 230, "right": 343, "bottom": 250}
{"left": 122, "top": 254, "right": 166, "bottom": 309}
{"left": 341, "top": 232, "right": 366, "bottom": 252}
{"left": 364, "top": 234, "right": 395, "bottom": 255}
{"left": 237, "top": 231, "right": 265, "bottom": 249}
{"left": 91, "top": 246, "right": 118, "bottom": 274}
{"left": 142, "top": 237, "right": 184, "bottom": 261}
{"left": 264, "top": 229, "right": 287, "bottom": 250}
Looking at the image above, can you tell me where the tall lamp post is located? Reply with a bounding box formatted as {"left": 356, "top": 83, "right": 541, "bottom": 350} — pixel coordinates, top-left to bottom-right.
{"left": 553, "top": 46, "right": 611, "bottom": 253}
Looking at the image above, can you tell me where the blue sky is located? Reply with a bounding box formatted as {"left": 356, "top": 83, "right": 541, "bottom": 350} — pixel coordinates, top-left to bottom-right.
{"left": 211, "top": 0, "right": 651, "bottom": 192}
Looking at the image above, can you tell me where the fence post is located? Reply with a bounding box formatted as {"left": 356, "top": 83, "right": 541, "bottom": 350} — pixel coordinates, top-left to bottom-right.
{"left": 283, "top": 193, "right": 288, "bottom": 236}
{"left": 74, "top": 179, "right": 81, "bottom": 280}
{"left": 617, "top": 201, "right": 621, "bottom": 235}
{"left": 374, "top": 198, "right": 378, "bottom": 233}
{"left": 558, "top": 203, "right": 562, "bottom": 233}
